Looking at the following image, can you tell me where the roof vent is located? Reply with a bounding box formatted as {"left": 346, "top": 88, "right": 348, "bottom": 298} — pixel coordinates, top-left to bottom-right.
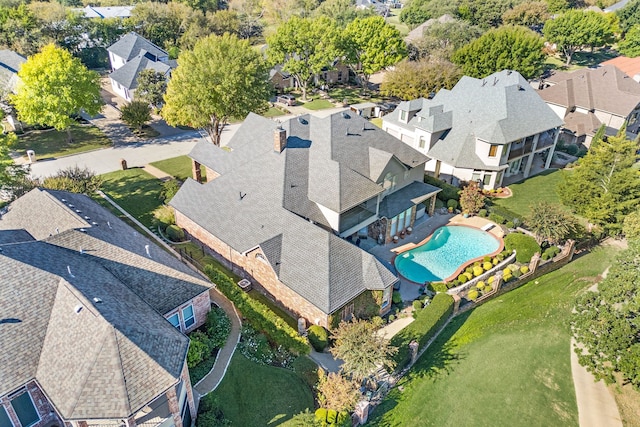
{"left": 297, "top": 117, "right": 308, "bottom": 125}
{"left": 91, "top": 221, "right": 98, "bottom": 226}
{"left": 93, "top": 297, "right": 103, "bottom": 304}
{"left": 341, "top": 111, "right": 351, "bottom": 119}
{"left": 107, "top": 221, "right": 112, "bottom": 229}
{"left": 67, "top": 266, "right": 75, "bottom": 278}
{"left": 84, "top": 216, "right": 90, "bottom": 220}
{"left": 55, "top": 227, "right": 59, "bottom": 234}
{"left": 68, "top": 204, "right": 74, "bottom": 208}
{"left": 145, "top": 244, "right": 151, "bottom": 258}
{"left": 74, "top": 305, "right": 83, "bottom": 314}
{"left": 75, "top": 209, "right": 82, "bottom": 214}
{"left": 518, "top": 85, "right": 525, "bottom": 91}
{"left": 80, "top": 228, "right": 87, "bottom": 233}
{"left": 507, "top": 70, "right": 512, "bottom": 75}
{"left": 61, "top": 198, "right": 67, "bottom": 203}
{"left": 79, "top": 248, "right": 84, "bottom": 254}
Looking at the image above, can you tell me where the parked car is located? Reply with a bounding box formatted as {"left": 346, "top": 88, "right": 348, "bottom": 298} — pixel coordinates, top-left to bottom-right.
{"left": 277, "top": 94, "right": 296, "bottom": 106}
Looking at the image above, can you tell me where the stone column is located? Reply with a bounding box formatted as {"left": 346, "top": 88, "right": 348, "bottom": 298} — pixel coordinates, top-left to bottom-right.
{"left": 529, "top": 252, "right": 541, "bottom": 273}
{"left": 166, "top": 387, "right": 183, "bottom": 427}
{"left": 565, "top": 239, "right": 576, "bottom": 261}
{"left": 434, "top": 160, "right": 441, "bottom": 179}
{"left": 545, "top": 127, "right": 561, "bottom": 169}
{"left": 429, "top": 195, "right": 436, "bottom": 216}
{"left": 452, "top": 293, "right": 461, "bottom": 314}
{"left": 192, "top": 160, "right": 202, "bottom": 183}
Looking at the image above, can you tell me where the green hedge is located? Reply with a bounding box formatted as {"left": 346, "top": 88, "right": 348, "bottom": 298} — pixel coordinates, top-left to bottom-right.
{"left": 504, "top": 233, "right": 540, "bottom": 263}
{"left": 487, "top": 204, "right": 522, "bottom": 225}
{"left": 204, "top": 266, "right": 309, "bottom": 355}
{"left": 424, "top": 175, "right": 460, "bottom": 201}
{"left": 391, "top": 293, "right": 455, "bottom": 370}
{"left": 308, "top": 325, "right": 328, "bottom": 352}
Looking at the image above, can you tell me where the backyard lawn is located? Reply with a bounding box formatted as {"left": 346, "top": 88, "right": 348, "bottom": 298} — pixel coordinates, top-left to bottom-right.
{"left": 16, "top": 123, "right": 111, "bottom": 160}
{"left": 208, "top": 353, "right": 314, "bottom": 426}
{"left": 367, "top": 245, "right": 618, "bottom": 427}
{"left": 100, "top": 168, "right": 163, "bottom": 228}
{"left": 150, "top": 155, "right": 202, "bottom": 181}
{"left": 494, "top": 169, "right": 567, "bottom": 219}
{"left": 264, "top": 107, "right": 287, "bottom": 118}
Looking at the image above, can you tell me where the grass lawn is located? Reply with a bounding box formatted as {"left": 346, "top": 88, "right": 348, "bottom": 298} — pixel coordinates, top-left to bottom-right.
{"left": 131, "top": 125, "right": 160, "bottom": 139}
{"left": 302, "top": 99, "right": 335, "bottom": 110}
{"left": 150, "top": 155, "right": 203, "bottom": 181}
{"left": 264, "top": 107, "right": 287, "bottom": 118}
{"left": 368, "top": 245, "right": 619, "bottom": 427}
{"left": 493, "top": 169, "right": 567, "bottom": 219}
{"left": 385, "top": 9, "right": 409, "bottom": 36}
{"left": 209, "top": 353, "right": 314, "bottom": 426}
{"left": 99, "top": 168, "right": 163, "bottom": 228}
{"left": 16, "top": 123, "right": 111, "bottom": 160}
{"left": 328, "top": 87, "right": 384, "bottom": 105}
{"left": 545, "top": 49, "right": 618, "bottom": 72}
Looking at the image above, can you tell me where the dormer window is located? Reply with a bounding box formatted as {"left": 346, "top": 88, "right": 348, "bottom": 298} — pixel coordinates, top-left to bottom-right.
{"left": 419, "top": 137, "right": 426, "bottom": 149}
{"left": 400, "top": 110, "right": 407, "bottom": 122}
{"left": 489, "top": 145, "right": 498, "bottom": 157}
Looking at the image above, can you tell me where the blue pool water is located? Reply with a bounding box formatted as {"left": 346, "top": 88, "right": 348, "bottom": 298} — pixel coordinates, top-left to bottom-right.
{"left": 394, "top": 225, "right": 500, "bottom": 283}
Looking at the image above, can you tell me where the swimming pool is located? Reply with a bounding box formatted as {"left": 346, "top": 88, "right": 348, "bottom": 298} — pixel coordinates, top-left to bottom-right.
{"left": 394, "top": 225, "right": 501, "bottom": 283}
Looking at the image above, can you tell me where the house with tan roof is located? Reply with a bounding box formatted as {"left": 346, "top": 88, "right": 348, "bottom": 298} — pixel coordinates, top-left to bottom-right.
{"left": 382, "top": 70, "right": 564, "bottom": 189}
{"left": 601, "top": 56, "right": 640, "bottom": 82}
{"left": 0, "top": 188, "right": 212, "bottom": 427}
{"left": 537, "top": 64, "right": 640, "bottom": 147}
{"left": 170, "top": 111, "right": 441, "bottom": 328}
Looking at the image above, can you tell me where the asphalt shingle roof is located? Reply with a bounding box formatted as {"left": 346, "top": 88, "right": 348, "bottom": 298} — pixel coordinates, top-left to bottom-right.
{"left": 172, "top": 112, "right": 412, "bottom": 313}
{"left": 0, "top": 189, "right": 210, "bottom": 420}
{"left": 107, "top": 32, "right": 168, "bottom": 62}
{"left": 109, "top": 53, "right": 171, "bottom": 90}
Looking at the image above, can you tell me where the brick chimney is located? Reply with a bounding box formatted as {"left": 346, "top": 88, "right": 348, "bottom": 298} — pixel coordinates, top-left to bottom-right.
{"left": 274, "top": 126, "right": 287, "bottom": 153}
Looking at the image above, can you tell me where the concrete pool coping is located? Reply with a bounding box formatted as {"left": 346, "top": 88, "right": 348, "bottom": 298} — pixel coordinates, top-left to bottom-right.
{"left": 391, "top": 216, "right": 505, "bottom": 285}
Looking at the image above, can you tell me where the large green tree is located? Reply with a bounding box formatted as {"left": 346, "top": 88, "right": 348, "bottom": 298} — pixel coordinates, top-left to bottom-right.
{"left": 381, "top": 59, "right": 461, "bottom": 100}
{"left": 344, "top": 16, "right": 407, "bottom": 90}
{"left": 267, "top": 16, "right": 342, "bottom": 100}
{"left": 0, "top": 133, "right": 29, "bottom": 199}
{"left": 558, "top": 133, "right": 640, "bottom": 236}
{"left": 619, "top": 25, "right": 640, "bottom": 58}
{"left": 617, "top": 0, "right": 640, "bottom": 32}
{"left": 543, "top": 10, "right": 614, "bottom": 66}
{"left": 330, "top": 318, "right": 397, "bottom": 381}
{"left": 451, "top": 25, "right": 545, "bottom": 79}
{"left": 572, "top": 240, "right": 640, "bottom": 388}
{"left": 501, "top": 1, "right": 549, "bottom": 27}
{"left": 526, "top": 201, "right": 579, "bottom": 244}
{"left": 162, "top": 33, "right": 270, "bottom": 145}
{"left": 410, "top": 19, "right": 484, "bottom": 61}
{"left": 135, "top": 69, "right": 167, "bottom": 110}
{"left": 11, "top": 44, "right": 102, "bottom": 142}
{"left": 121, "top": 101, "right": 151, "bottom": 131}
{"left": 457, "top": 0, "right": 516, "bottom": 28}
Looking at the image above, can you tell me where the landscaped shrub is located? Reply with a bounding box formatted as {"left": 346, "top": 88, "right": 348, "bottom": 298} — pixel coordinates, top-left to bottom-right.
{"left": 483, "top": 261, "right": 493, "bottom": 271}
{"left": 429, "top": 282, "right": 448, "bottom": 293}
{"left": 187, "top": 331, "right": 209, "bottom": 368}
{"left": 476, "top": 281, "right": 485, "bottom": 290}
{"left": 488, "top": 213, "right": 505, "bottom": 224}
{"left": 543, "top": 246, "right": 561, "bottom": 259}
{"left": 504, "top": 233, "right": 540, "bottom": 263}
{"left": 473, "top": 266, "right": 484, "bottom": 276}
{"left": 478, "top": 209, "right": 488, "bottom": 217}
{"left": 458, "top": 274, "right": 469, "bottom": 283}
{"left": 492, "top": 257, "right": 500, "bottom": 265}
{"left": 503, "top": 272, "right": 513, "bottom": 282}
{"left": 205, "top": 306, "right": 232, "bottom": 348}
{"left": 465, "top": 267, "right": 474, "bottom": 275}
{"left": 425, "top": 175, "right": 460, "bottom": 201}
{"left": 467, "top": 289, "right": 479, "bottom": 300}
{"left": 488, "top": 275, "right": 495, "bottom": 284}
{"left": 412, "top": 300, "right": 423, "bottom": 310}
{"left": 327, "top": 410, "right": 337, "bottom": 424}
{"left": 159, "top": 178, "right": 181, "bottom": 203}
{"left": 204, "top": 266, "right": 309, "bottom": 354}
{"left": 391, "top": 293, "right": 454, "bottom": 370}
{"left": 485, "top": 285, "right": 493, "bottom": 292}
{"left": 166, "top": 224, "right": 186, "bottom": 241}
{"left": 496, "top": 253, "right": 505, "bottom": 261}
{"left": 152, "top": 205, "right": 175, "bottom": 232}
{"left": 392, "top": 291, "right": 402, "bottom": 304}
{"left": 542, "top": 252, "right": 551, "bottom": 260}
{"left": 512, "top": 268, "right": 522, "bottom": 278}
{"left": 464, "top": 272, "right": 473, "bottom": 281}
{"left": 505, "top": 221, "right": 514, "bottom": 229}
{"left": 483, "top": 256, "right": 491, "bottom": 263}
{"left": 308, "top": 325, "right": 329, "bottom": 352}
{"left": 388, "top": 315, "right": 395, "bottom": 322}
{"left": 447, "top": 199, "right": 458, "bottom": 209}
{"left": 315, "top": 409, "right": 327, "bottom": 424}
{"left": 520, "top": 266, "right": 529, "bottom": 274}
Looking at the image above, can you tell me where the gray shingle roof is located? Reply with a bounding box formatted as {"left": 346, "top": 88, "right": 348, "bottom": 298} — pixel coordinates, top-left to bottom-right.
{"left": 386, "top": 70, "right": 563, "bottom": 170}
{"left": 109, "top": 53, "right": 171, "bottom": 90}
{"left": 0, "top": 189, "right": 211, "bottom": 419}
{"left": 172, "top": 112, "right": 409, "bottom": 314}
{"left": 0, "top": 49, "right": 25, "bottom": 94}
{"left": 378, "top": 181, "right": 440, "bottom": 219}
{"left": 107, "top": 32, "right": 168, "bottom": 62}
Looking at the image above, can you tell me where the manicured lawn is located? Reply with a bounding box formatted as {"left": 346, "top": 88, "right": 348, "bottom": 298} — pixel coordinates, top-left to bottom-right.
{"left": 544, "top": 49, "right": 618, "bottom": 72}
{"left": 16, "top": 123, "right": 111, "bottom": 160}
{"left": 328, "top": 87, "right": 384, "bottom": 105}
{"left": 209, "top": 353, "right": 314, "bottom": 426}
{"left": 385, "top": 9, "right": 409, "bottom": 36}
{"left": 494, "top": 169, "right": 567, "bottom": 219}
{"left": 99, "top": 168, "right": 164, "bottom": 228}
{"left": 302, "top": 99, "right": 335, "bottom": 110}
{"left": 264, "top": 107, "right": 287, "bottom": 118}
{"left": 150, "top": 155, "right": 200, "bottom": 181}
{"left": 368, "top": 245, "right": 618, "bottom": 427}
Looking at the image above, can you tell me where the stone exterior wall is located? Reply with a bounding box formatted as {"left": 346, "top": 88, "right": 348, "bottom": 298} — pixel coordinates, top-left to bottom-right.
{"left": 164, "top": 290, "right": 210, "bottom": 334}
{"left": 0, "top": 381, "right": 63, "bottom": 427}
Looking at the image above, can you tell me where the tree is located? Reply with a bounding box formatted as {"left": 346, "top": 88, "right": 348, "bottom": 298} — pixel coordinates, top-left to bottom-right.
{"left": 458, "top": 181, "right": 486, "bottom": 215}
{"left": 457, "top": 0, "right": 516, "bottom": 28}
{"left": 502, "top": 2, "right": 549, "bottom": 27}
{"left": 619, "top": 25, "right": 640, "bottom": 58}
{"left": 121, "top": 101, "right": 152, "bottom": 131}
{"left": 0, "top": 133, "right": 30, "bottom": 200}
{"left": 11, "top": 44, "right": 102, "bottom": 143}
{"left": 40, "top": 166, "right": 103, "bottom": 194}
{"left": 381, "top": 59, "right": 461, "bottom": 100}
{"left": 623, "top": 210, "right": 640, "bottom": 239}
{"left": 572, "top": 241, "right": 640, "bottom": 388}
{"left": 267, "top": 16, "right": 342, "bottom": 100}
{"left": 135, "top": 70, "right": 167, "bottom": 110}
{"left": 543, "top": 11, "right": 614, "bottom": 66}
{"left": 317, "top": 370, "right": 360, "bottom": 412}
{"left": 526, "top": 202, "right": 579, "bottom": 244}
{"left": 343, "top": 16, "right": 407, "bottom": 90}
{"left": 558, "top": 133, "right": 640, "bottom": 236}
{"left": 452, "top": 25, "right": 545, "bottom": 79}
{"left": 313, "top": 0, "right": 373, "bottom": 28}
{"left": 0, "top": 3, "right": 45, "bottom": 55}
{"left": 330, "top": 318, "right": 397, "bottom": 381}
{"left": 162, "top": 33, "right": 270, "bottom": 145}
{"left": 617, "top": 0, "right": 640, "bottom": 32}
{"left": 410, "top": 20, "right": 484, "bottom": 61}
{"left": 127, "top": 1, "right": 200, "bottom": 50}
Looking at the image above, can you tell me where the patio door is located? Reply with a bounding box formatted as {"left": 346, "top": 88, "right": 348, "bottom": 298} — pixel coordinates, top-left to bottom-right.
{"left": 390, "top": 216, "right": 398, "bottom": 237}
{"left": 404, "top": 207, "right": 412, "bottom": 228}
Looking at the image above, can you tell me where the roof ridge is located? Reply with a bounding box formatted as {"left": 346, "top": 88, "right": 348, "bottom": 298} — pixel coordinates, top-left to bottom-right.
{"left": 113, "top": 328, "right": 133, "bottom": 416}
{"left": 40, "top": 189, "right": 91, "bottom": 229}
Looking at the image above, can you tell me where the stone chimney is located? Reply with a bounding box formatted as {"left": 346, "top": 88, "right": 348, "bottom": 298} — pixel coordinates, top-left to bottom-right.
{"left": 274, "top": 126, "right": 286, "bottom": 153}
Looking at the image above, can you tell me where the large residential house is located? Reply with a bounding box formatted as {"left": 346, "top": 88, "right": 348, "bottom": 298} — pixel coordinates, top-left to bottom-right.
{"left": 107, "top": 32, "right": 174, "bottom": 102}
{"left": 537, "top": 64, "right": 640, "bottom": 147}
{"left": 382, "top": 70, "right": 564, "bottom": 189}
{"left": 0, "top": 49, "right": 25, "bottom": 99}
{"left": 170, "top": 112, "right": 440, "bottom": 328}
{"left": 601, "top": 56, "right": 640, "bottom": 82}
{"left": 0, "top": 188, "right": 212, "bottom": 427}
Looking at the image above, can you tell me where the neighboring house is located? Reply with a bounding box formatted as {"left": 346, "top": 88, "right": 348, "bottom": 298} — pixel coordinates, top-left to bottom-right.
{"left": 601, "top": 56, "right": 640, "bottom": 82}
{"left": 356, "top": 0, "right": 388, "bottom": 14}
{"left": 107, "top": 32, "right": 173, "bottom": 102}
{"left": 383, "top": 70, "right": 564, "bottom": 189}
{"left": 77, "top": 5, "right": 134, "bottom": 19}
{"left": 0, "top": 49, "right": 26, "bottom": 99}
{"left": 269, "top": 65, "right": 294, "bottom": 92}
{"left": 315, "top": 62, "right": 350, "bottom": 86}
{"left": 404, "top": 14, "right": 455, "bottom": 44}
{"left": 537, "top": 64, "right": 640, "bottom": 147}
{"left": 0, "top": 188, "right": 212, "bottom": 427}
{"left": 170, "top": 111, "right": 441, "bottom": 328}
{"left": 604, "top": 0, "right": 630, "bottom": 12}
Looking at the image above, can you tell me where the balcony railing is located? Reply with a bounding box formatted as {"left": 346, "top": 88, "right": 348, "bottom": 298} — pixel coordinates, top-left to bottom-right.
{"left": 507, "top": 141, "right": 533, "bottom": 160}
{"left": 536, "top": 134, "right": 555, "bottom": 150}
{"left": 340, "top": 206, "right": 377, "bottom": 233}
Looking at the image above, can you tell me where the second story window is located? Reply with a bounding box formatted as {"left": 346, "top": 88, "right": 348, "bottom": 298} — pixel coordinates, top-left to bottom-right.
{"left": 400, "top": 110, "right": 407, "bottom": 122}
{"left": 489, "top": 145, "right": 498, "bottom": 157}
{"left": 419, "top": 137, "right": 426, "bottom": 149}
{"left": 384, "top": 173, "right": 397, "bottom": 192}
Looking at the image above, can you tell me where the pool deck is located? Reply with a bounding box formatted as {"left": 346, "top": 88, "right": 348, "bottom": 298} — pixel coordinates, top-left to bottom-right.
{"left": 366, "top": 213, "right": 505, "bottom": 302}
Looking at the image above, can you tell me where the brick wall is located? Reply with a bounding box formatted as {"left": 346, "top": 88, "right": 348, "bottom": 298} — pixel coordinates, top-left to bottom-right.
{"left": 175, "top": 210, "right": 331, "bottom": 327}
{"left": 1, "top": 380, "right": 63, "bottom": 427}
{"left": 164, "top": 290, "right": 210, "bottom": 334}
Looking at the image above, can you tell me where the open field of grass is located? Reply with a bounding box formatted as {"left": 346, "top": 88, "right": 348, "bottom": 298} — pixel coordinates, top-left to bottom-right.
{"left": 208, "top": 353, "right": 314, "bottom": 426}
{"left": 99, "top": 168, "right": 163, "bottom": 228}
{"left": 16, "top": 123, "right": 111, "bottom": 160}
{"left": 368, "top": 245, "right": 619, "bottom": 427}
{"left": 494, "top": 169, "right": 567, "bottom": 219}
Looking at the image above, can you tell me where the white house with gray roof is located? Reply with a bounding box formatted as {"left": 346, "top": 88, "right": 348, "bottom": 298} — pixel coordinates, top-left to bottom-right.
{"left": 170, "top": 111, "right": 440, "bottom": 327}
{"left": 107, "top": 32, "right": 172, "bottom": 102}
{"left": 0, "top": 188, "right": 212, "bottom": 427}
{"left": 383, "top": 70, "right": 564, "bottom": 189}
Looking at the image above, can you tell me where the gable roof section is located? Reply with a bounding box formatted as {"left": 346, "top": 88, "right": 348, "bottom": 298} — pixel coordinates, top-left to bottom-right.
{"left": 109, "top": 53, "right": 171, "bottom": 90}
{"left": 539, "top": 65, "right": 640, "bottom": 117}
{"left": 107, "top": 32, "right": 168, "bottom": 62}
{"left": 601, "top": 56, "right": 640, "bottom": 80}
